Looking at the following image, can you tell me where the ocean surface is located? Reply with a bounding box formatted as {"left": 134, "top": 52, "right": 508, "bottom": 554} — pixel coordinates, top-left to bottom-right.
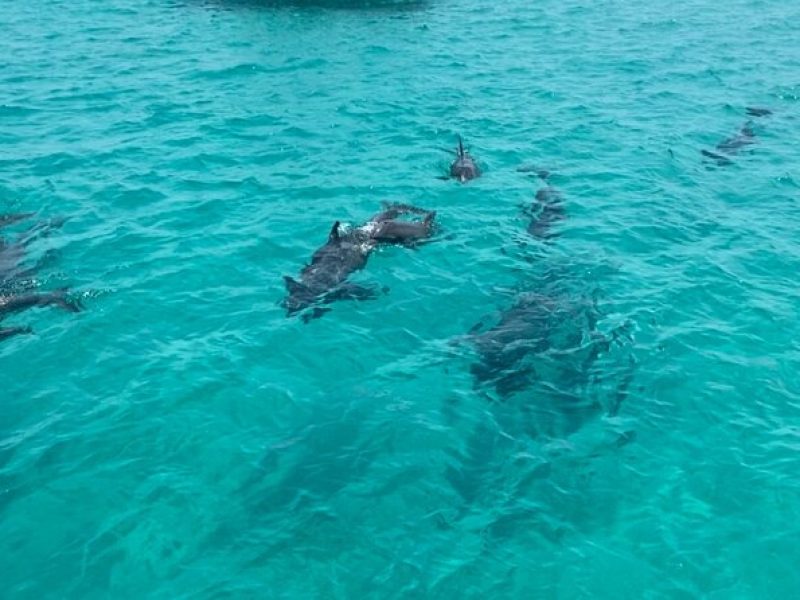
{"left": 2, "top": 0, "right": 799, "bottom": 597}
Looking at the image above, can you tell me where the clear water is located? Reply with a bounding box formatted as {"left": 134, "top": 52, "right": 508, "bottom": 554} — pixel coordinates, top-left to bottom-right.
{"left": 2, "top": 0, "right": 799, "bottom": 597}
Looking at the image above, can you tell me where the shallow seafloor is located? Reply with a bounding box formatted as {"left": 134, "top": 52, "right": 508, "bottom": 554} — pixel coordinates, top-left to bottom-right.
{"left": 1, "top": 0, "right": 799, "bottom": 597}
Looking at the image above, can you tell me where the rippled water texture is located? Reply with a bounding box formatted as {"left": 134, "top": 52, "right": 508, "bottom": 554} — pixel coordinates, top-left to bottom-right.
{"left": 2, "top": 0, "right": 800, "bottom": 597}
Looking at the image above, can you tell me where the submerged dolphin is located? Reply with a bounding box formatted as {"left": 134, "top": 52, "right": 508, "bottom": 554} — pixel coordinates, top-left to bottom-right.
{"left": 449, "top": 136, "right": 480, "bottom": 183}
{"left": 282, "top": 204, "right": 437, "bottom": 321}
{"left": 524, "top": 172, "right": 565, "bottom": 240}
{"left": 702, "top": 107, "right": 772, "bottom": 166}
{"left": 468, "top": 287, "right": 604, "bottom": 398}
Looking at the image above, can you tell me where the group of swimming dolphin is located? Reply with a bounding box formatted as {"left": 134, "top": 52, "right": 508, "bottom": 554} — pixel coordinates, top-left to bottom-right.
{"left": 281, "top": 106, "right": 774, "bottom": 405}
{"left": 279, "top": 133, "right": 583, "bottom": 401}
{"left": 1, "top": 104, "right": 773, "bottom": 358}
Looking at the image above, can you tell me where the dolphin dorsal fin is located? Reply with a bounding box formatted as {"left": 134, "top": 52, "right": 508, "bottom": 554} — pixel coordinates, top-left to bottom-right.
{"left": 457, "top": 135, "right": 465, "bottom": 158}
{"left": 328, "top": 220, "right": 341, "bottom": 242}
{"left": 283, "top": 276, "right": 307, "bottom": 294}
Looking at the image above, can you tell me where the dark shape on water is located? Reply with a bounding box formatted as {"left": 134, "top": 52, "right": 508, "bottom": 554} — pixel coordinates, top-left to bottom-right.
{"left": 1, "top": 213, "right": 82, "bottom": 342}
{"left": 282, "top": 203, "right": 436, "bottom": 321}
{"left": 716, "top": 121, "right": 756, "bottom": 153}
{"left": 466, "top": 275, "right": 635, "bottom": 441}
{"left": 448, "top": 136, "right": 480, "bottom": 183}
{"left": 282, "top": 220, "right": 373, "bottom": 318}
{"left": 526, "top": 181, "right": 566, "bottom": 240}
{"left": 367, "top": 203, "right": 437, "bottom": 245}
{"left": 701, "top": 107, "right": 773, "bottom": 166}
{"left": 468, "top": 286, "right": 600, "bottom": 399}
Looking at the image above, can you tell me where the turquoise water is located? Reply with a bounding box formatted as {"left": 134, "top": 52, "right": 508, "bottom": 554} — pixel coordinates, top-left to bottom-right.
{"left": 2, "top": 0, "right": 800, "bottom": 596}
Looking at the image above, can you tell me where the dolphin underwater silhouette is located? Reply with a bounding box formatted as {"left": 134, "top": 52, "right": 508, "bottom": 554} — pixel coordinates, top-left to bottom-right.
{"left": 520, "top": 170, "right": 566, "bottom": 240}
{"left": 701, "top": 106, "right": 773, "bottom": 166}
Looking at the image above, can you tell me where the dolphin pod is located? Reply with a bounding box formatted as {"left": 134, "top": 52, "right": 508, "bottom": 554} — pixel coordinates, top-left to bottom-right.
{"left": 282, "top": 203, "right": 436, "bottom": 322}
{"left": 0, "top": 213, "right": 82, "bottom": 342}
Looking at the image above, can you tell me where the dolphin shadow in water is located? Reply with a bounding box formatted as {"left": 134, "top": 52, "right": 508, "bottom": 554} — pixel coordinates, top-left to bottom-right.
{"left": 701, "top": 106, "right": 773, "bottom": 166}
{"left": 1, "top": 213, "right": 82, "bottom": 342}
{"left": 282, "top": 203, "right": 437, "bottom": 322}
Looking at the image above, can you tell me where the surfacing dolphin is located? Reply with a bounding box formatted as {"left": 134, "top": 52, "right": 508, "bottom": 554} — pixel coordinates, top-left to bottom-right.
{"left": 282, "top": 203, "right": 436, "bottom": 321}
{"left": 448, "top": 136, "right": 480, "bottom": 183}
{"left": 1, "top": 213, "right": 82, "bottom": 341}
{"left": 365, "top": 203, "right": 437, "bottom": 245}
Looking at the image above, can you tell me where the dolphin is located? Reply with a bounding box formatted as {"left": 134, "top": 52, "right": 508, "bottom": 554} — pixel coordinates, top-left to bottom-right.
{"left": 1, "top": 214, "right": 82, "bottom": 341}
{"left": 702, "top": 121, "right": 756, "bottom": 166}
{"left": 282, "top": 221, "right": 375, "bottom": 320}
{"left": 525, "top": 172, "right": 565, "bottom": 240}
{"left": 717, "top": 121, "right": 756, "bottom": 153}
{"left": 1, "top": 290, "right": 81, "bottom": 318}
{"left": 702, "top": 107, "right": 772, "bottom": 165}
{"left": 282, "top": 204, "right": 437, "bottom": 321}
{"left": 468, "top": 288, "right": 604, "bottom": 397}
{"left": 449, "top": 136, "right": 480, "bottom": 183}
{"left": 367, "top": 203, "right": 437, "bottom": 244}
